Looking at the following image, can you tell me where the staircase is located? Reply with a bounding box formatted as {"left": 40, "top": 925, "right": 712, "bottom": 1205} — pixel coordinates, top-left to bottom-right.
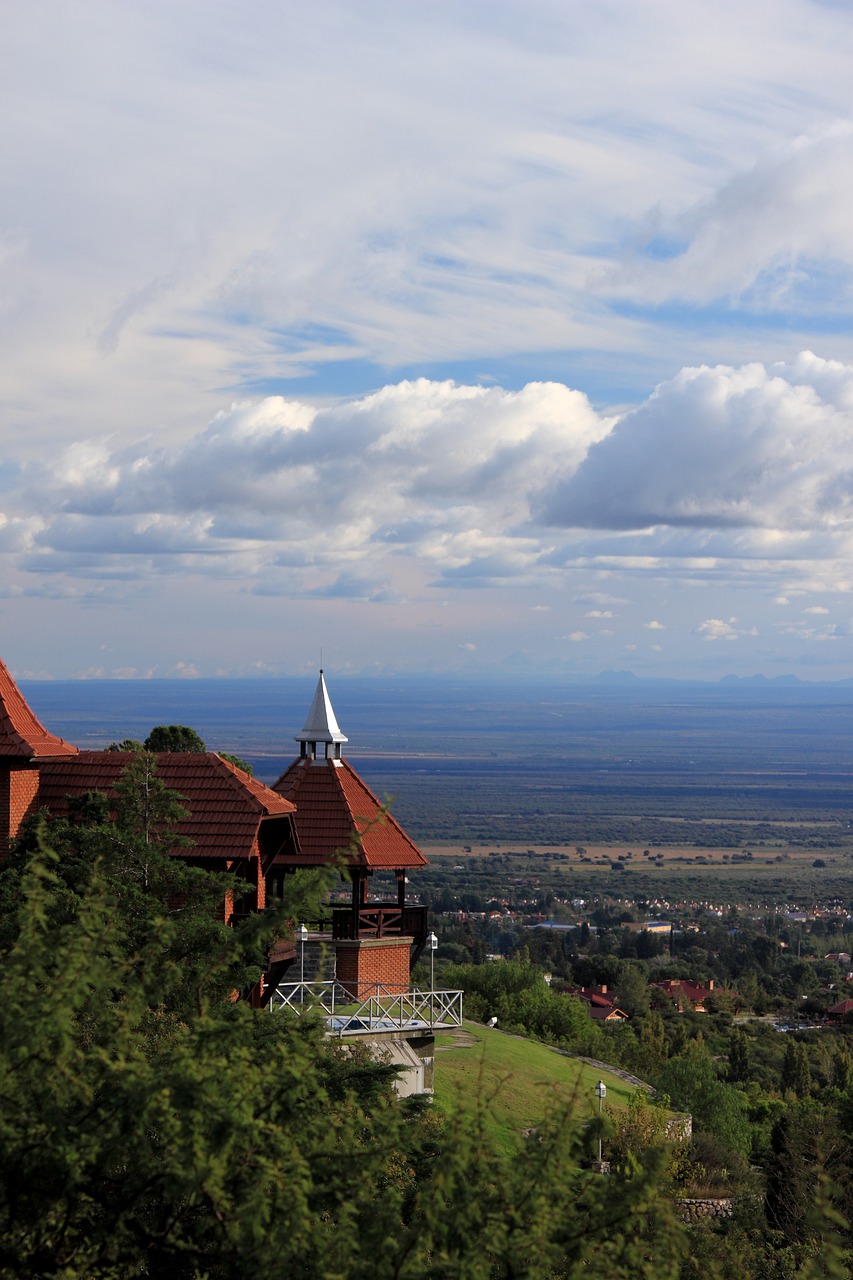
{"left": 299, "top": 936, "right": 337, "bottom": 984}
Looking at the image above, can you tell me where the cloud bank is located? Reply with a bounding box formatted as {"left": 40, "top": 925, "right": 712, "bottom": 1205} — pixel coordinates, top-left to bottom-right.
{"left": 7, "top": 355, "right": 853, "bottom": 609}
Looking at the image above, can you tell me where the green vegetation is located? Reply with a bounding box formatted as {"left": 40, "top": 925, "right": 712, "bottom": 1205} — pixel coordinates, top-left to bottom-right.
{"left": 144, "top": 723, "right": 208, "bottom": 752}
{"left": 9, "top": 741, "right": 853, "bottom": 1274}
{"left": 0, "top": 756, "right": 699, "bottom": 1280}
{"left": 433, "top": 1021, "right": 634, "bottom": 1153}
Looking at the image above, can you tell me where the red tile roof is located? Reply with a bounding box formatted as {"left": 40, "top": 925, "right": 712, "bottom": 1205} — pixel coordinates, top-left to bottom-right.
{"left": 828, "top": 998, "right": 853, "bottom": 1017}
{"left": 38, "top": 751, "right": 296, "bottom": 861}
{"left": 272, "top": 757, "right": 427, "bottom": 870}
{"left": 653, "top": 979, "right": 712, "bottom": 1005}
{"left": 0, "top": 659, "right": 78, "bottom": 759}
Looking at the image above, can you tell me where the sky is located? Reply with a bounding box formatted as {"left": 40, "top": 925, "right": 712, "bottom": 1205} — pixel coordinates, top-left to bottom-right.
{"left": 4, "top": 0, "right": 853, "bottom": 681}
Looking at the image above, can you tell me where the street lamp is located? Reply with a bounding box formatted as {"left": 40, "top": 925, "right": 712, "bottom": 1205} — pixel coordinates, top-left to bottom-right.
{"left": 427, "top": 931, "right": 438, "bottom": 992}
{"left": 594, "top": 1080, "right": 607, "bottom": 1165}
{"left": 297, "top": 923, "right": 309, "bottom": 993}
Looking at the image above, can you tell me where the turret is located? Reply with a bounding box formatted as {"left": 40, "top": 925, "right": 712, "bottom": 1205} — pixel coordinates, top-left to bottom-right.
{"left": 294, "top": 669, "right": 348, "bottom": 762}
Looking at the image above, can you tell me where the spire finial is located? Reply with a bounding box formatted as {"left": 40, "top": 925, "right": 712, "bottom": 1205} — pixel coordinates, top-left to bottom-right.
{"left": 295, "top": 670, "right": 347, "bottom": 760}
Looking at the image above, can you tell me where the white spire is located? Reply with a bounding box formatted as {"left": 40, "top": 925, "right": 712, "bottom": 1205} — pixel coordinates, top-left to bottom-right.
{"left": 295, "top": 670, "right": 348, "bottom": 759}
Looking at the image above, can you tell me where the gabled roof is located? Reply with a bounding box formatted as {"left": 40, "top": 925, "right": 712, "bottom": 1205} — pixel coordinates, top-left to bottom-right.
{"left": 828, "top": 997, "right": 853, "bottom": 1017}
{"left": 0, "top": 659, "right": 78, "bottom": 759}
{"left": 272, "top": 756, "right": 427, "bottom": 870}
{"left": 653, "top": 978, "right": 711, "bottom": 1004}
{"left": 38, "top": 752, "right": 297, "bottom": 861}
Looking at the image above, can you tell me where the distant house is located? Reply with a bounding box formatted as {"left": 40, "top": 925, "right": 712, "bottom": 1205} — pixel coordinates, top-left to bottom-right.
{"left": 564, "top": 985, "right": 629, "bottom": 1022}
{"left": 651, "top": 978, "right": 715, "bottom": 1013}
{"left": 827, "top": 997, "right": 853, "bottom": 1022}
{"left": 622, "top": 921, "right": 672, "bottom": 936}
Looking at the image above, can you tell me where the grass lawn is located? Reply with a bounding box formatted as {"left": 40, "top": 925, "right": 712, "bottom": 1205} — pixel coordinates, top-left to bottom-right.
{"left": 432, "top": 1020, "right": 636, "bottom": 1154}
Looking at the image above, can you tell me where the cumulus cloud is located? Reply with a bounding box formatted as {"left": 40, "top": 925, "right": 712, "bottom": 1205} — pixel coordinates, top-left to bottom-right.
{"left": 697, "top": 618, "right": 740, "bottom": 641}
{"left": 696, "top": 617, "right": 758, "bottom": 642}
{"left": 23, "top": 379, "right": 603, "bottom": 588}
{"left": 537, "top": 354, "right": 853, "bottom": 546}
{"left": 5, "top": 352, "right": 853, "bottom": 679}
{"left": 10, "top": 355, "right": 853, "bottom": 611}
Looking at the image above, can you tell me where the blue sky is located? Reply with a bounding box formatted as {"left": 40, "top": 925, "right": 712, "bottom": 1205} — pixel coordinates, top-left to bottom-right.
{"left": 4, "top": 1, "right": 853, "bottom": 680}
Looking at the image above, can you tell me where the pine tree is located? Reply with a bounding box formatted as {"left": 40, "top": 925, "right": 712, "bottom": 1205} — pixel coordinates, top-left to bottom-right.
{"left": 728, "top": 1027, "right": 750, "bottom": 1082}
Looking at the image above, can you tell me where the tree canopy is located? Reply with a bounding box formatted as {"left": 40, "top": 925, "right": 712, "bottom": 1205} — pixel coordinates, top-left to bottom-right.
{"left": 144, "top": 724, "right": 207, "bottom": 753}
{"left": 0, "top": 758, "right": 700, "bottom": 1280}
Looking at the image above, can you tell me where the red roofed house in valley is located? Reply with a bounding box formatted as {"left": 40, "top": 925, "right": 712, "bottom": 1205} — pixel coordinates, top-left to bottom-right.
{"left": 272, "top": 670, "right": 428, "bottom": 997}
{"left": 652, "top": 978, "right": 715, "bottom": 1013}
{"left": 0, "top": 659, "right": 429, "bottom": 1004}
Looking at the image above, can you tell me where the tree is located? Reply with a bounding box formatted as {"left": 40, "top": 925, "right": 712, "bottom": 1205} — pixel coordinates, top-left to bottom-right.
{"left": 219, "top": 751, "right": 254, "bottom": 775}
{"left": 615, "top": 964, "right": 651, "bottom": 1018}
{"left": 728, "top": 1028, "right": 750, "bottom": 1083}
{"left": 832, "top": 1044, "right": 853, "bottom": 1092}
{"left": 0, "top": 831, "right": 694, "bottom": 1278}
{"left": 656, "top": 1040, "right": 751, "bottom": 1159}
{"left": 782, "top": 1040, "right": 812, "bottom": 1099}
{"left": 144, "top": 724, "right": 207, "bottom": 752}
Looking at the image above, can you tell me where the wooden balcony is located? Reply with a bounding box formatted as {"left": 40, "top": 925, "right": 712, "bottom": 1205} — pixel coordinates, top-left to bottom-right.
{"left": 331, "top": 904, "right": 428, "bottom": 944}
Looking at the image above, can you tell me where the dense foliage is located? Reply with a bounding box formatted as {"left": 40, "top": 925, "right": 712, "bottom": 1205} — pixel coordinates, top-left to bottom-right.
{"left": 5, "top": 754, "right": 853, "bottom": 1276}
{"left": 0, "top": 757, "right": 696, "bottom": 1280}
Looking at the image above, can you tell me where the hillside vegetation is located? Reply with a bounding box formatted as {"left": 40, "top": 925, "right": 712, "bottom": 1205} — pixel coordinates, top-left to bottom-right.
{"left": 433, "top": 1021, "right": 635, "bottom": 1153}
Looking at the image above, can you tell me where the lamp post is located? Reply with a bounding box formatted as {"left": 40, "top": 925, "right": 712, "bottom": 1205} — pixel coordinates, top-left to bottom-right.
{"left": 595, "top": 1080, "right": 607, "bottom": 1165}
{"left": 427, "top": 931, "right": 438, "bottom": 992}
{"left": 297, "top": 923, "right": 309, "bottom": 995}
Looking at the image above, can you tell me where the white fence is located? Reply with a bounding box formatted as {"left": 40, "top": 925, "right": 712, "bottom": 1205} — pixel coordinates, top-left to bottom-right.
{"left": 269, "top": 980, "right": 463, "bottom": 1035}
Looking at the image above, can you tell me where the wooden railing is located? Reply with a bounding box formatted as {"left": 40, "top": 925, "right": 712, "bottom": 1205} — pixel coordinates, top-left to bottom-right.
{"left": 331, "top": 904, "right": 428, "bottom": 942}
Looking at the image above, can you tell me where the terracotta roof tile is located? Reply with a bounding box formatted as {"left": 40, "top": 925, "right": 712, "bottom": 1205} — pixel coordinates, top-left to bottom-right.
{"left": 0, "top": 660, "right": 78, "bottom": 759}
{"left": 272, "top": 757, "right": 427, "bottom": 870}
{"left": 38, "top": 751, "right": 296, "bottom": 861}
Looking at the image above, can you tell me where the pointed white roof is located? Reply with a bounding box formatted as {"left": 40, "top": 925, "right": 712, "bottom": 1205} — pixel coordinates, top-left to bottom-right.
{"left": 295, "top": 670, "right": 348, "bottom": 746}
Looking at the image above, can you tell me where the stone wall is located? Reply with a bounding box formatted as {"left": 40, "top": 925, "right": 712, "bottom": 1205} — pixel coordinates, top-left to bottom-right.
{"left": 676, "top": 1198, "right": 734, "bottom": 1223}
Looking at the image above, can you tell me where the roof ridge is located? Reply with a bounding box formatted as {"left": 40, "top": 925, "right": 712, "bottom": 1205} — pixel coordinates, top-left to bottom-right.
{"left": 0, "top": 658, "right": 78, "bottom": 759}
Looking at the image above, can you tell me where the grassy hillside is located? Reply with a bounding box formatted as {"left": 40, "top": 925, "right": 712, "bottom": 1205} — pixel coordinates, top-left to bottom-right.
{"left": 432, "top": 1020, "right": 636, "bottom": 1154}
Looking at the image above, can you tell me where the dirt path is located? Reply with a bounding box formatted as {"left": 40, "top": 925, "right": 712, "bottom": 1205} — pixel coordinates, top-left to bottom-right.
{"left": 435, "top": 1028, "right": 479, "bottom": 1051}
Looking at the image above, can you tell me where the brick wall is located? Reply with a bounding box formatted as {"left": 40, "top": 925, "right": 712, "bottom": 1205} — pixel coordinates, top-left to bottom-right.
{"left": 335, "top": 937, "right": 412, "bottom": 997}
{"left": 0, "top": 765, "right": 39, "bottom": 858}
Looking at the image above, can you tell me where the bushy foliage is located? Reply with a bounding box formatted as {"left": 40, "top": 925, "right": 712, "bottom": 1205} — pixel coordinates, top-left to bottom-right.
{"left": 442, "top": 960, "right": 604, "bottom": 1054}
{"left": 0, "top": 842, "right": 700, "bottom": 1278}
{"left": 144, "top": 724, "right": 207, "bottom": 752}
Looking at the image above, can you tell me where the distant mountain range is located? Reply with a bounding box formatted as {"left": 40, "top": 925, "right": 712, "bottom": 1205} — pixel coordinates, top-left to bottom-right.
{"left": 591, "top": 669, "right": 853, "bottom": 688}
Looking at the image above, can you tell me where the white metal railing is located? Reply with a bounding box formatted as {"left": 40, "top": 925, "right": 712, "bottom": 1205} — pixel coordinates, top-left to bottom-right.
{"left": 268, "top": 979, "right": 463, "bottom": 1035}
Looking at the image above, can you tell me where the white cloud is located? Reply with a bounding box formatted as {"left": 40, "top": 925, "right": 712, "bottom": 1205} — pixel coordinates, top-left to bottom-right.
{"left": 7, "top": 356, "right": 853, "bottom": 622}
{"left": 538, "top": 355, "right": 853, "bottom": 550}
{"left": 4, "top": 1, "right": 853, "bottom": 461}
{"left": 697, "top": 618, "right": 741, "bottom": 641}
{"left": 603, "top": 127, "right": 853, "bottom": 312}
{"left": 6, "top": 0, "right": 853, "bottom": 677}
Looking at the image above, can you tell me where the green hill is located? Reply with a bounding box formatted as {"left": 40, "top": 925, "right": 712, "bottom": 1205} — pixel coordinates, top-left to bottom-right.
{"left": 433, "top": 1021, "right": 638, "bottom": 1154}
